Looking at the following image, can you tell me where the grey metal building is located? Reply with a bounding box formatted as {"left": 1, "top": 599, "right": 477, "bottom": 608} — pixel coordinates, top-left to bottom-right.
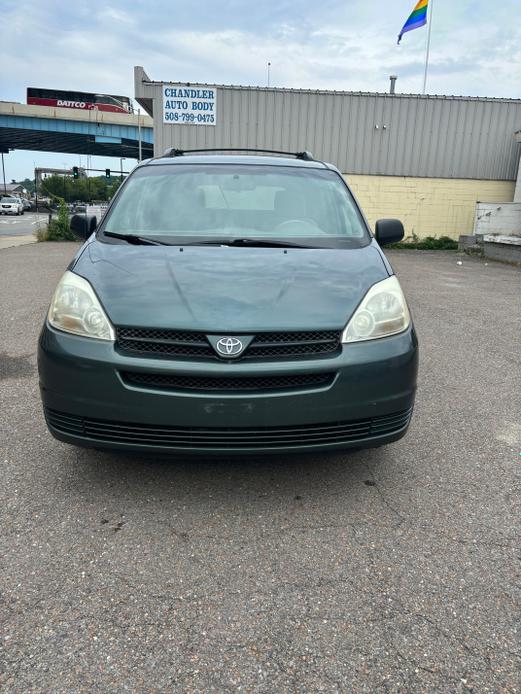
{"left": 135, "top": 66, "right": 521, "bottom": 181}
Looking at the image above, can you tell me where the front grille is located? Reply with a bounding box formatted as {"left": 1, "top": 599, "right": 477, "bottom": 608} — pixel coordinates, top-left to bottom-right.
{"left": 117, "top": 328, "right": 211, "bottom": 359}
{"left": 45, "top": 407, "right": 413, "bottom": 449}
{"left": 245, "top": 332, "right": 340, "bottom": 359}
{"left": 120, "top": 370, "right": 335, "bottom": 392}
{"left": 116, "top": 327, "right": 341, "bottom": 361}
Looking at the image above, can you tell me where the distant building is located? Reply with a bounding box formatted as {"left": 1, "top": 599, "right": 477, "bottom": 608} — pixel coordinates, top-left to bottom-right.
{"left": 1, "top": 183, "right": 28, "bottom": 197}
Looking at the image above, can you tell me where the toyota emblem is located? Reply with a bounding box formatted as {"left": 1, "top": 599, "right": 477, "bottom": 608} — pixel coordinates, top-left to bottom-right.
{"left": 216, "top": 337, "right": 244, "bottom": 356}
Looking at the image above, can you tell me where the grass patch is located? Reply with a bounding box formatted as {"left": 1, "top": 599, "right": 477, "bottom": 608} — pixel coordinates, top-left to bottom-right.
{"left": 34, "top": 225, "right": 50, "bottom": 242}
{"left": 387, "top": 234, "right": 458, "bottom": 250}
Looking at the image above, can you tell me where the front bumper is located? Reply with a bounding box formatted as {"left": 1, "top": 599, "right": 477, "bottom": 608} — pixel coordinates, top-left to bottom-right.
{"left": 38, "top": 323, "right": 418, "bottom": 454}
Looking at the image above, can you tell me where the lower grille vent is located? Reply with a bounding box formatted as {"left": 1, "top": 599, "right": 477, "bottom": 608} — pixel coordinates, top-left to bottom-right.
{"left": 120, "top": 370, "right": 335, "bottom": 392}
{"left": 45, "top": 407, "right": 413, "bottom": 449}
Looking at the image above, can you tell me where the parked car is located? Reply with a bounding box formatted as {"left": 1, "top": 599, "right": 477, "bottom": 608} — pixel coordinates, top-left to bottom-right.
{"left": 0, "top": 197, "right": 24, "bottom": 215}
{"left": 21, "top": 198, "right": 32, "bottom": 211}
{"left": 34, "top": 196, "right": 51, "bottom": 210}
{"left": 38, "top": 149, "right": 418, "bottom": 455}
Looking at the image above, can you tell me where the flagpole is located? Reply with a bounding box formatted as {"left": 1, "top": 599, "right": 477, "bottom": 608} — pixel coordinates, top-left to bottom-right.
{"left": 422, "top": 0, "right": 434, "bottom": 94}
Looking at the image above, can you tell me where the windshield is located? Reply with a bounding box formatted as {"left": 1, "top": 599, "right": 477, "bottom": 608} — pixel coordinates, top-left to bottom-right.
{"left": 101, "top": 164, "right": 370, "bottom": 247}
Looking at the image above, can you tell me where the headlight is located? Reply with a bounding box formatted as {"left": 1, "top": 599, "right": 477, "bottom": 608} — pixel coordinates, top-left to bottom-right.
{"left": 342, "top": 275, "right": 410, "bottom": 343}
{"left": 48, "top": 270, "right": 114, "bottom": 341}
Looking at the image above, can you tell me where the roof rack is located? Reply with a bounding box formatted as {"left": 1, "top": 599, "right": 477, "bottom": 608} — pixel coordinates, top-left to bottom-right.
{"left": 162, "top": 147, "right": 315, "bottom": 161}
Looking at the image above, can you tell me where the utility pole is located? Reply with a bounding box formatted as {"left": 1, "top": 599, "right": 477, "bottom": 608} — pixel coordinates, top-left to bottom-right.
{"left": 267, "top": 62, "right": 271, "bottom": 88}
{"left": 138, "top": 109, "right": 142, "bottom": 161}
{"left": 1, "top": 151, "right": 7, "bottom": 195}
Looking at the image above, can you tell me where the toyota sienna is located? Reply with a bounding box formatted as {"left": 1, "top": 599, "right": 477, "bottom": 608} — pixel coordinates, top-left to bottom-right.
{"left": 38, "top": 149, "right": 418, "bottom": 454}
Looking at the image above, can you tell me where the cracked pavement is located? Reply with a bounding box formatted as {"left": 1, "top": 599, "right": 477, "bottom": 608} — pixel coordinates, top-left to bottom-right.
{"left": 1, "top": 243, "right": 520, "bottom": 692}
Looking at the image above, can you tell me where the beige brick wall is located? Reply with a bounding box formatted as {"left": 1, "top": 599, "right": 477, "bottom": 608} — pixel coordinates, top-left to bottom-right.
{"left": 344, "top": 174, "right": 515, "bottom": 240}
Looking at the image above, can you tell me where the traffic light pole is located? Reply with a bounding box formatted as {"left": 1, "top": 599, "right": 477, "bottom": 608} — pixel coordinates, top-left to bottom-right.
{"left": 76, "top": 166, "right": 130, "bottom": 175}
{"left": 138, "top": 109, "right": 142, "bottom": 162}
{"left": 1, "top": 152, "right": 7, "bottom": 195}
{"left": 32, "top": 165, "right": 130, "bottom": 208}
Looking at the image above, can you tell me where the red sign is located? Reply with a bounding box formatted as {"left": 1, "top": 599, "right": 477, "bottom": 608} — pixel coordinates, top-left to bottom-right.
{"left": 27, "top": 97, "right": 128, "bottom": 114}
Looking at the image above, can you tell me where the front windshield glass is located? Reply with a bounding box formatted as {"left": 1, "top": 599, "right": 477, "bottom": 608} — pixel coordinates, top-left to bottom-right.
{"left": 102, "top": 164, "right": 369, "bottom": 247}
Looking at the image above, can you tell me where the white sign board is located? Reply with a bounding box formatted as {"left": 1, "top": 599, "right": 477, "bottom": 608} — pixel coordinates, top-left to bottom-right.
{"left": 163, "top": 84, "right": 216, "bottom": 126}
{"left": 86, "top": 204, "right": 108, "bottom": 219}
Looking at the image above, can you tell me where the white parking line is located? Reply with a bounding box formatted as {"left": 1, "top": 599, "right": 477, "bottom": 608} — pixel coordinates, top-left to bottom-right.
{"left": 0, "top": 217, "right": 46, "bottom": 225}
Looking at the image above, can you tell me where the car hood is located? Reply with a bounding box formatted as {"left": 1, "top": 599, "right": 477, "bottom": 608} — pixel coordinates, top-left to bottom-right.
{"left": 72, "top": 240, "right": 389, "bottom": 332}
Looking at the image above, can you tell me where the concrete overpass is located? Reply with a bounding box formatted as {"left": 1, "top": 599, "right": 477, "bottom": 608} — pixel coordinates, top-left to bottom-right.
{"left": 0, "top": 101, "right": 154, "bottom": 158}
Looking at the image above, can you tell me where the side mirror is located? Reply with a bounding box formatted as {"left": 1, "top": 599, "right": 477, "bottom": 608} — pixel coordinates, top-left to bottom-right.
{"left": 374, "top": 219, "right": 404, "bottom": 246}
{"left": 70, "top": 214, "right": 97, "bottom": 240}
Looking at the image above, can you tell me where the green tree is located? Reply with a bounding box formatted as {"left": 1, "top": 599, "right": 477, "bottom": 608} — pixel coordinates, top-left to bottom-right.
{"left": 107, "top": 179, "right": 122, "bottom": 198}
{"left": 41, "top": 174, "right": 119, "bottom": 203}
{"left": 44, "top": 199, "right": 75, "bottom": 241}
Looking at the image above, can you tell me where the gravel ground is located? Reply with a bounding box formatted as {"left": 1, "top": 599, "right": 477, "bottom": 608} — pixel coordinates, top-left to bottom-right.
{"left": 1, "top": 243, "right": 520, "bottom": 693}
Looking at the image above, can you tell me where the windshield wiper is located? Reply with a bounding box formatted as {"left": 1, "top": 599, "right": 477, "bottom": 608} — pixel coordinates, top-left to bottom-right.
{"left": 183, "top": 238, "right": 311, "bottom": 249}
{"left": 230, "top": 238, "right": 312, "bottom": 248}
{"left": 103, "top": 231, "right": 171, "bottom": 246}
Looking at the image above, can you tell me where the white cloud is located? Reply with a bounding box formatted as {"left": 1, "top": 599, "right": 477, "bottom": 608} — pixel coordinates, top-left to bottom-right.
{"left": 96, "top": 7, "right": 134, "bottom": 24}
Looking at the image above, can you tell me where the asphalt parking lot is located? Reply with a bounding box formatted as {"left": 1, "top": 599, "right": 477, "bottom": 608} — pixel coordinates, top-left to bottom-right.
{"left": 1, "top": 242, "right": 520, "bottom": 693}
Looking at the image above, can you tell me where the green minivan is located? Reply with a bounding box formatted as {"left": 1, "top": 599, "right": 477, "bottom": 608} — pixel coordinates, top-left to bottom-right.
{"left": 38, "top": 149, "right": 418, "bottom": 454}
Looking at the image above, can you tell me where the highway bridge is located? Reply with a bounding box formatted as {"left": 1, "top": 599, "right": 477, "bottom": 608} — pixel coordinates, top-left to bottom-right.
{"left": 0, "top": 101, "right": 154, "bottom": 159}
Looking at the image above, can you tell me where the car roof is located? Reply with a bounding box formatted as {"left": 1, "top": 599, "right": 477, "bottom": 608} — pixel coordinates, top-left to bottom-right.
{"left": 142, "top": 154, "right": 337, "bottom": 171}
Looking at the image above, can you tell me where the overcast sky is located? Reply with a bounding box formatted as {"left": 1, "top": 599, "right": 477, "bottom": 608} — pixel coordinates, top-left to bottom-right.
{"left": 2, "top": 0, "right": 520, "bottom": 181}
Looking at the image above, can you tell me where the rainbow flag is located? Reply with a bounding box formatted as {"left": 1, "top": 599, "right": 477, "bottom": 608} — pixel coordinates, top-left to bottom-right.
{"left": 398, "top": 0, "right": 428, "bottom": 44}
